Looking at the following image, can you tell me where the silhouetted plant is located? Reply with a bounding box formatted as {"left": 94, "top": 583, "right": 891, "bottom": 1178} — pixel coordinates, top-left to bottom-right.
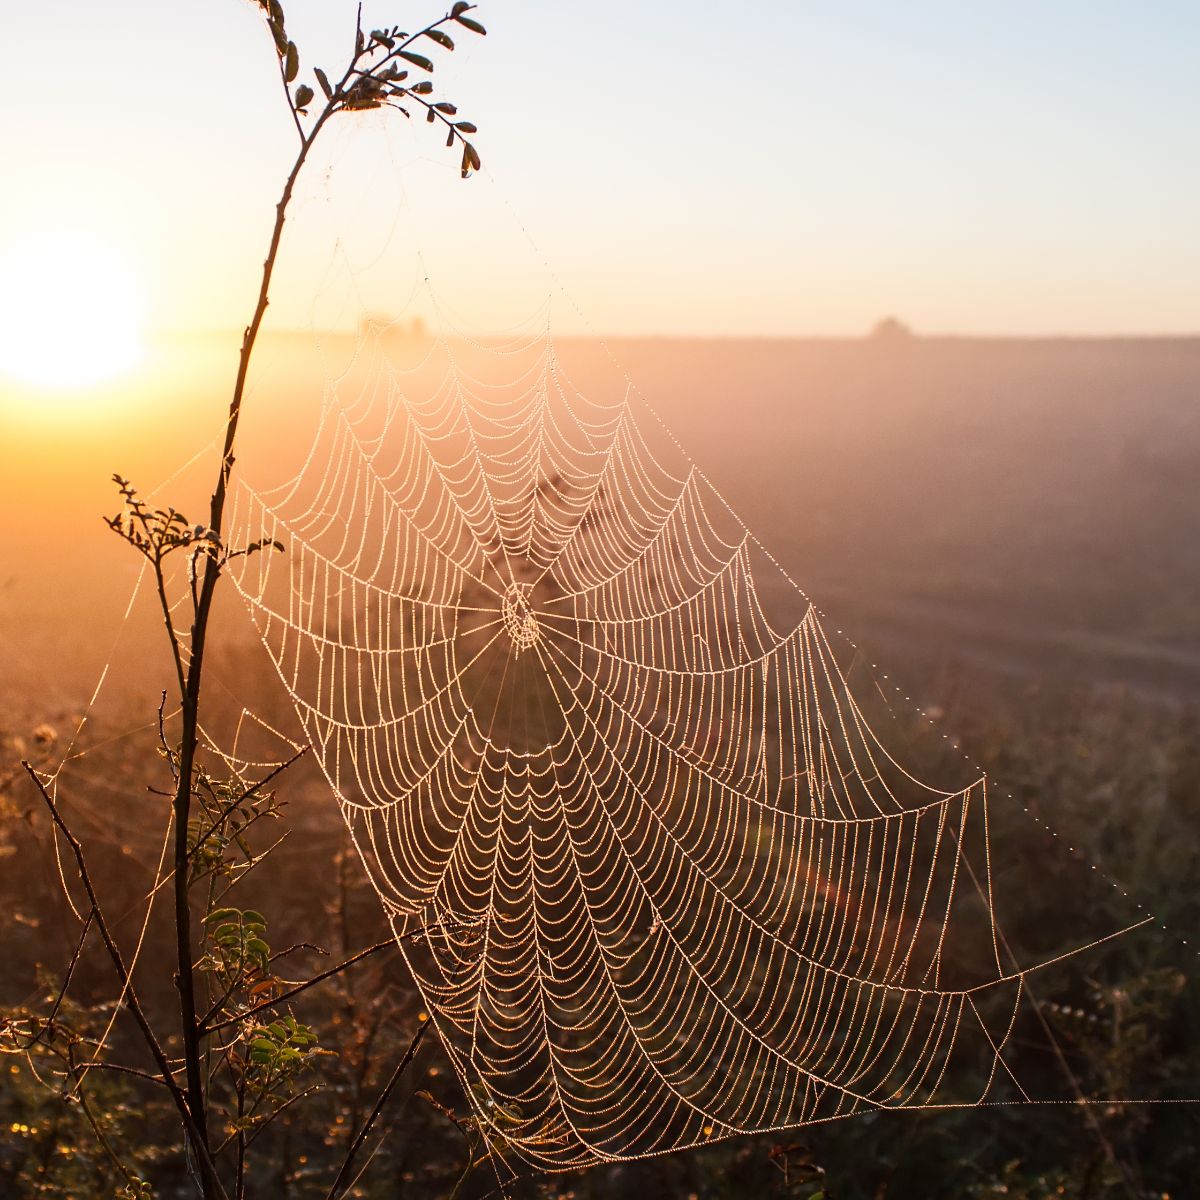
{"left": 5, "top": 3, "right": 487, "bottom": 1197}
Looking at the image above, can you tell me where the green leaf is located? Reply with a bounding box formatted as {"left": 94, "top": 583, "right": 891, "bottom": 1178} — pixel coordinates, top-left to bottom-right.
{"left": 242, "top": 910, "right": 267, "bottom": 927}
{"left": 294, "top": 84, "right": 314, "bottom": 111}
{"left": 205, "top": 908, "right": 240, "bottom": 925}
{"left": 399, "top": 50, "right": 434, "bottom": 71}
{"left": 456, "top": 15, "right": 486, "bottom": 35}
{"left": 425, "top": 29, "right": 454, "bottom": 49}
{"left": 314, "top": 66, "right": 332, "bottom": 99}
{"left": 284, "top": 41, "right": 298, "bottom": 83}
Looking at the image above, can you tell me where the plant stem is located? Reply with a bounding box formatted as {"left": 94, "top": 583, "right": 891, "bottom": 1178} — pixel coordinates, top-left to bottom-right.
{"left": 170, "top": 97, "right": 335, "bottom": 1197}
{"left": 23, "top": 765, "right": 231, "bottom": 1200}
{"left": 326, "top": 1020, "right": 429, "bottom": 1199}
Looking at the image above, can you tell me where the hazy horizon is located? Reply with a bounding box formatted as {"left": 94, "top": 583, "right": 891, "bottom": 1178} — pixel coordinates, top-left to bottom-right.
{"left": 3, "top": 1, "right": 1199, "bottom": 340}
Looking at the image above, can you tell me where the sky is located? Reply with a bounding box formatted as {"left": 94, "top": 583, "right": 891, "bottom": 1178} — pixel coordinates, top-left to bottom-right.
{"left": 0, "top": 0, "right": 1198, "bottom": 337}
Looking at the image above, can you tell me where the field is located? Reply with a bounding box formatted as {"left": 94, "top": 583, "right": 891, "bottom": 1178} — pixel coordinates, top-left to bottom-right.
{"left": 1, "top": 333, "right": 1198, "bottom": 1196}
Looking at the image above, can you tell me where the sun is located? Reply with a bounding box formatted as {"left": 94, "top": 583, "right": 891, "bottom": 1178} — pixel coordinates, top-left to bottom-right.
{"left": 0, "top": 231, "right": 146, "bottom": 392}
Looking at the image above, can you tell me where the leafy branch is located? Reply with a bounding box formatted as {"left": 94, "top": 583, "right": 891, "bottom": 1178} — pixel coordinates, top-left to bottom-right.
{"left": 261, "top": 0, "right": 486, "bottom": 176}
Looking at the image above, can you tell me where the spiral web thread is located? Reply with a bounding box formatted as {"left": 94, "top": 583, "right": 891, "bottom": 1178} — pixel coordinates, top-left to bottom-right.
{"left": 226, "top": 309, "right": 1140, "bottom": 1171}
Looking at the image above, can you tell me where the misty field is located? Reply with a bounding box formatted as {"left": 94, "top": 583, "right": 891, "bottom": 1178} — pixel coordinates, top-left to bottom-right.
{"left": 2, "top": 334, "right": 1198, "bottom": 1197}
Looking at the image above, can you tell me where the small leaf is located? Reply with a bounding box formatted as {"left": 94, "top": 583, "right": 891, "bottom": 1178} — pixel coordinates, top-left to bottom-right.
{"left": 284, "top": 41, "right": 298, "bottom": 82}
{"left": 399, "top": 50, "right": 434, "bottom": 71}
{"left": 451, "top": 1, "right": 471, "bottom": 15}
{"left": 455, "top": 121, "right": 477, "bottom": 133}
{"left": 456, "top": 15, "right": 486, "bottom": 35}
{"left": 434, "top": 101, "right": 457, "bottom": 114}
{"left": 314, "top": 67, "right": 332, "bottom": 99}
{"left": 243, "top": 910, "right": 267, "bottom": 927}
{"left": 410, "top": 80, "right": 433, "bottom": 95}
{"left": 425, "top": 29, "right": 454, "bottom": 49}
{"left": 446, "top": 128, "right": 455, "bottom": 147}
{"left": 294, "top": 84, "right": 314, "bottom": 111}
{"left": 427, "top": 108, "right": 436, "bottom": 123}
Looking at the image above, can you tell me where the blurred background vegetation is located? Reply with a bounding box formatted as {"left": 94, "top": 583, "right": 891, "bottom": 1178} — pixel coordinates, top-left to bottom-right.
{"left": 3, "top": 646, "right": 1197, "bottom": 1197}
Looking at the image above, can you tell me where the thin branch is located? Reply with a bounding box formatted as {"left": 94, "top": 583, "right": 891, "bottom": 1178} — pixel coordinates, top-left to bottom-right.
{"left": 326, "top": 1019, "right": 429, "bottom": 1200}
{"left": 203, "top": 937, "right": 396, "bottom": 1033}
{"left": 22, "top": 764, "right": 231, "bottom": 1200}
{"left": 278, "top": 51, "right": 305, "bottom": 143}
{"left": 157, "top": 690, "right": 180, "bottom": 784}
{"left": 69, "top": 1045, "right": 147, "bottom": 1193}
{"left": 70, "top": 1059, "right": 178, "bottom": 1092}
{"left": 15, "top": 908, "right": 95, "bottom": 1052}
{"left": 214, "top": 1082, "right": 319, "bottom": 1158}
{"left": 268, "top": 942, "right": 330, "bottom": 964}
{"left": 150, "top": 550, "right": 189, "bottom": 700}
{"left": 120, "top": 749, "right": 307, "bottom": 921}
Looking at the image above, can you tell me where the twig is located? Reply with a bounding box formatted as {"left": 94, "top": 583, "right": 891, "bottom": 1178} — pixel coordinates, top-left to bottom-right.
{"left": 190, "top": 748, "right": 308, "bottom": 874}
{"left": 22, "top": 763, "right": 231, "bottom": 1200}
{"left": 15, "top": 908, "right": 95, "bottom": 1052}
{"left": 69, "top": 1043, "right": 148, "bottom": 1193}
{"left": 70, "top": 1059, "right": 178, "bottom": 1092}
{"left": 203, "top": 937, "right": 396, "bottom": 1032}
{"left": 326, "top": 1019, "right": 429, "bottom": 1199}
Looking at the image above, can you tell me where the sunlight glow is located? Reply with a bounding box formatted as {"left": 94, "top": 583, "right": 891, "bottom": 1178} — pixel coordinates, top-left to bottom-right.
{"left": 0, "top": 232, "right": 146, "bottom": 391}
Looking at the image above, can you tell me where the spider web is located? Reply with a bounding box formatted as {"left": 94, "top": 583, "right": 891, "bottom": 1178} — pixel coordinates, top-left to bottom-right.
{"left": 226, "top": 310, "right": 1138, "bottom": 1170}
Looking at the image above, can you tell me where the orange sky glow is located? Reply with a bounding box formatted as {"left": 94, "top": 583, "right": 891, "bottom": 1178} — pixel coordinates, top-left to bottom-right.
{"left": 0, "top": 0, "right": 1197, "bottom": 366}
